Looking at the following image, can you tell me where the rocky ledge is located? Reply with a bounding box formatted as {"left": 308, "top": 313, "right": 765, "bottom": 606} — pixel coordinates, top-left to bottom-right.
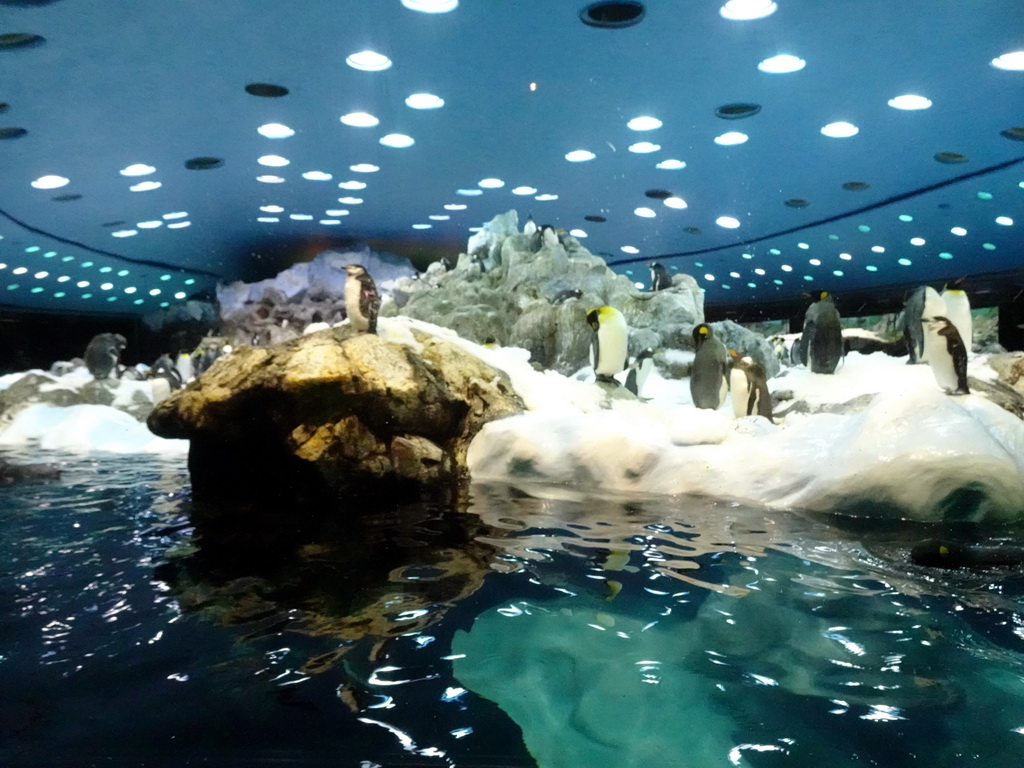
{"left": 147, "top": 323, "right": 524, "bottom": 530}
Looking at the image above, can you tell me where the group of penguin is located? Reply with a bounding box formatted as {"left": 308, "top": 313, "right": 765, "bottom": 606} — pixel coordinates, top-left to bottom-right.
{"left": 82, "top": 331, "right": 231, "bottom": 391}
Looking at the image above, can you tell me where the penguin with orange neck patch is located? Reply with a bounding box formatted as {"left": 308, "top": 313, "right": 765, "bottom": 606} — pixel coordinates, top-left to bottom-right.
{"left": 690, "top": 324, "right": 729, "bottom": 409}
{"left": 728, "top": 349, "right": 773, "bottom": 419}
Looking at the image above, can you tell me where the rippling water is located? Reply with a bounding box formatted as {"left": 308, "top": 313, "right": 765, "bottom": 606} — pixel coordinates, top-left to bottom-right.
{"left": 3, "top": 452, "right": 1024, "bottom": 766}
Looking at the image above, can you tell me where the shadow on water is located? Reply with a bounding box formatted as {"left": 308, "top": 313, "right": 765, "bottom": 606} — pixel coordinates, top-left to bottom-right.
{"left": 5, "top": 452, "right": 1024, "bottom": 766}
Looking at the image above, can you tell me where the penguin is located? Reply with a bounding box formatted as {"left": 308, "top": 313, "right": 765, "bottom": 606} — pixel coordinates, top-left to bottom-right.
{"left": 940, "top": 285, "right": 972, "bottom": 353}
{"left": 648, "top": 262, "right": 673, "bottom": 292}
{"left": 690, "top": 324, "right": 729, "bottom": 409}
{"left": 343, "top": 264, "right": 381, "bottom": 334}
{"left": 438, "top": 256, "right": 452, "bottom": 272}
{"left": 922, "top": 316, "right": 970, "bottom": 395}
{"left": 586, "top": 306, "right": 629, "bottom": 384}
{"left": 175, "top": 351, "right": 195, "bottom": 384}
{"left": 83, "top": 333, "right": 127, "bottom": 380}
{"left": 151, "top": 354, "right": 183, "bottom": 390}
{"left": 625, "top": 348, "right": 656, "bottom": 397}
{"left": 540, "top": 224, "right": 560, "bottom": 249}
{"left": 802, "top": 291, "right": 844, "bottom": 374}
{"left": 728, "top": 349, "right": 773, "bottom": 419}
{"left": 194, "top": 343, "right": 222, "bottom": 377}
{"left": 902, "top": 286, "right": 946, "bottom": 363}
{"left": 522, "top": 215, "right": 537, "bottom": 237}
{"left": 551, "top": 288, "right": 583, "bottom": 305}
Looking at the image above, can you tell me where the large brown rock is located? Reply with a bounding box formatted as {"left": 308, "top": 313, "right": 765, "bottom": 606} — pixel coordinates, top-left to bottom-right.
{"left": 147, "top": 324, "right": 525, "bottom": 523}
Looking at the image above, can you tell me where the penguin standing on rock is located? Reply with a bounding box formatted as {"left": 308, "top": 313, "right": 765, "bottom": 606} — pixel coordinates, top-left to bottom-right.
{"left": 84, "top": 333, "right": 127, "bottom": 380}
{"left": 940, "top": 285, "right": 972, "bottom": 353}
{"left": 625, "top": 348, "right": 656, "bottom": 397}
{"left": 587, "top": 306, "right": 629, "bottom": 384}
{"left": 522, "top": 214, "right": 537, "bottom": 237}
{"left": 922, "top": 316, "right": 970, "bottom": 395}
{"left": 728, "top": 349, "right": 773, "bottom": 419}
{"left": 802, "top": 291, "right": 844, "bottom": 374}
{"left": 343, "top": 264, "right": 381, "bottom": 334}
{"left": 648, "top": 262, "right": 673, "bottom": 292}
{"left": 690, "top": 324, "right": 729, "bottom": 409}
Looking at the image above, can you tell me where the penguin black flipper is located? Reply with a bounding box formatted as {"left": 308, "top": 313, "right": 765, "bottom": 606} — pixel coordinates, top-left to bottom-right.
{"left": 625, "top": 368, "right": 639, "bottom": 396}
{"left": 902, "top": 286, "right": 927, "bottom": 363}
{"left": 941, "top": 322, "right": 970, "bottom": 394}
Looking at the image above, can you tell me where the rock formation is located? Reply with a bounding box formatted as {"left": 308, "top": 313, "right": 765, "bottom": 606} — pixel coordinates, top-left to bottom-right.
{"left": 0, "top": 371, "right": 158, "bottom": 425}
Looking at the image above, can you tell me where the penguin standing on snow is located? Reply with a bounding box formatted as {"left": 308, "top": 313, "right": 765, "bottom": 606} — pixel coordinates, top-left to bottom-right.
{"left": 902, "top": 286, "right": 946, "bottom": 363}
{"left": 922, "top": 316, "right": 970, "bottom": 395}
{"left": 690, "top": 324, "right": 729, "bottom": 409}
{"left": 802, "top": 291, "right": 844, "bottom": 374}
{"left": 728, "top": 349, "right": 773, "bottom": 419}
{"left": 84, "top": 333, "right": 127, "bottom": 380}
{"left": 940, "top": 285, "right": 972, "bottom": 353}
{"left": 343, "top": 264, "right": 381, "bottom": 334}
{"left": 625, "top": 348, "right": 656, "bottom": 397}
{"left": 648, "top": 262, "right": 673, "bottom": 292}
{"left": 587, "top": 306, "right": 629, "bottom": 384}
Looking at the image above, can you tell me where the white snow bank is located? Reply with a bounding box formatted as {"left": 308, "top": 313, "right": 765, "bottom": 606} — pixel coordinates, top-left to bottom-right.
{"left": 0, "top": 404, "right": 188, "bottom": 455}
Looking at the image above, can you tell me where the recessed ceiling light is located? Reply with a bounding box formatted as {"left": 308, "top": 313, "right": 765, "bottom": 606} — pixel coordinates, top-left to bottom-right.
{"left": 785, "top": 198, "right": 809, "bottom": 208}
{"left": 730, "top": 271, "right": 740, "bottom": 278}
{"left": 951, "top": 226, "right": 967, "bottom": 236}
{"left": 245, "top": 83, "right": 289, "bottom": 98}
{"left": 444, "top": 204, "right": 467, "bottom": 210}
{"left": 991, "top": 51, "right": 1024, "bottom": 71}
{"left": 325, "top": 209, "right": 350, "bottom": 216}
{"left": 511, "top": 186, "right": 537, "bottom": 195}
{"left": 130, "top": 180, "right": 162, "bottom": 191}
{"left": 565, "top": 149, "right": 596, "bottom": 162}
{"left": 628, "top": 141, "right": 660, "bottom": 153}
{"left": 570, "top": 229, "right": 587, "bottom": 237}
{"left": 258, "top": 155, "right": 289, "bottom": 167}
{"left": 31, "top": 175, "right": 69, "bottom": 190}
{"left": 627, "top": 116, "right": 662, "bottom": 131}
{"left": 57, "top": 275, "right": 70, "bottom": 282}
{"left": 338, "top": 197, "right": 364, "bottom": 204}
{"left": 720, "top": 0, "right": 776, "bottom": 21}
{"left": 320, "top": 219, "right": 342, "bottom": 225}
{"left": 340, "top": 112, "right": 380, "bottom": 127}
{"left": 124, "top": 287, "right": 137, "bottom": 294}
{"left": 289, "top": 214, "right": 314, "bottom": 221}
{"left": 380, "top": 133, "right": 415, "bottom": 148}
{"left": 840, "top": 253, "right": 853, "bottom": 260}
{"left": 401, "top": 0, "right": 458, "bottom": 11}
{"left": 898, "top": 259, "right": 912, "bottom": 266}
{"left": 137, "top": 220, "right": 162, "bottom": 229}
{"left": 405, "top": 93, "right": 445, "bottom": 109}
{"left": 77, "top": 280, "right": 89, "bottom": 288}
{"left": 934, "top": 151, "right": 967, "bottom": 164}
{"left": 174, "top": 292, "right": 186, "bottom": 299}
{"left": 33, "top": 271, "right": 47, "bottom": 279}
{"left": 338, "top": 180, "right": 368, "bottom": 190}
{"left": 260, "top": 205, "right": 284, "bottom": 213}
{"left": 478, "top": 178, "right": 505, "bottom": 188}
{"left": 100, "top": 282, "right": 114, "bottom": 290}
{"left": 939, "top": 252, "right": 954, "bottom": 260}
{"left": 167, "top": 221, "right": 190, "bottom": 229}
{"left": 184, "top": 156, "right": 223, "bottom": 170}
{"left": 257, "top": 175, "right": 285, "bottom": 183}
{"left": 412, "top": 223, "right": 432, "bottom": 229}
{"left": 429, "top": 214, "right": 450, "bottom": 221}
{"left": 535, "top": 193, "right": 558, "bottom": 201}
{"left": 303, "top": 171, "right": 333, "bottom": 181}
{"left": 257, "top": 123, "right": 295, "bottom": 138}
{"left": 656, "top": 159, "right": 686, "bottom": 169}
{"left": 663, "top": 197, "right": 687, "bottom": 209}
{"left": 456, "top": 189, "right": 483, "bottom": 196}
{"left": 621, "top": 245, "right": 639, "bottom": 254}
{"left": 579, "top": 2, "right": 646, "bottom": 29}
{"left": 871, "top": 245, "right": 884, "bottom": 253}
{"left": 797, "top": 242, "right": 809, "bottom": 249}
{"left": 780, "top": 265, "right": 792, "bottom": 272}
{"left": 910, "top": 237, "right": 926, "bottom": 245}
{"left": 758, "top": 54, "right": 805, "bottom": 73}
{"left": 111, "top": 230, "right": 138, "bottom": 237}
{"left": 346, "top": 50, "right": 392, "bottom": 71}
{"left": 865, "top": 265, "right": 878, "bottom": 272}
{"left": 257, "top": 217, "right": 280, "bottom": 223}
{"left": 716, "top": 216, "right": 740, "bottom": 228}
{"left": 120, "top": 164, "right": 156, "bottom": 176}
{"left": 714, "top": 132, "right": 748, "bottom": 145}
{"left": 996, "top": 216, "right": 1014, "bottom": 225}
{"left": 809, "top": 258, "right": 821, "bottom": 266}
{"left": 888, "top": 94, "right": 932, "bottom": 110}
{"left": 754, "top": 268, "right": 765, "bottom": 275}
{"left": 634, "top": 207, "right": 656, "bottom": 218}
{"left": 842, "top": 181, "right": 869, "bottom": 191}
{"left": 350, "top": 164, "right": 380, "bottom": 173}
{"left": 715, "top": 103, "right": 761, "bottom": 119}
{"left": 821, "top": 122, "right": 859, "bottom": 138}
{"left": 163, "top": 211, "right": 188, "bottom": 219}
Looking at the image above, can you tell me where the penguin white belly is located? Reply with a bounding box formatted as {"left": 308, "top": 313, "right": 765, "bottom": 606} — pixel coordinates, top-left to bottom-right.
{"left": 729, "top": 368, "right": 748, "bottom": 417}
{"left": 919, "top": 288, "right": 947, "bottom": 362}
{"left": 941, "top": 290, "right": 972, "bottom": 352}
{"left": 595, "top": 314, "right": 628, "bottom": 377}
{"left": 345, "top": 279, "right": 368, "bottom": 331}
{"left": 175, "top": 354, "right": 194, "bottom": 384}
{"left": 923, "top": 330, "right": 958, "bottom": 391}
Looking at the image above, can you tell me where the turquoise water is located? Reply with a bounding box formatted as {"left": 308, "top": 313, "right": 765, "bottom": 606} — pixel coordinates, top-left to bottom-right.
{"left": 3, "top": 452, "right": 1024, "bottom": 766}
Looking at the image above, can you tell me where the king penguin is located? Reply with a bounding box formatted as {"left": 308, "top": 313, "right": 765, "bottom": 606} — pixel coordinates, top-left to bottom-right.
{"left": 625, "top": 348, "right": 656, "bottom": 397}
{"left": 922, "top": 316, "right": 970, "bottom": 395}
{"left": 728, "top": 350, "right": 773, "bottom": 419}
{"left": 690, "top": 324, "right": 729, "bottom": 409}
{"left": 648, "top": 262, "right": 673, "bottom": 292}
{"left": 902, "top": 286, "right": 946, "bottom": 363}
{"left": 343, "top": 264, "right": 381, "bottom": 334}
{"left": 802, "top": 291, "right": 844, "bottom": 374}
{"left": 940, "top": 285, "right": 972, "bottom": 353}
{"left": 587, "top": 306, "right": 629, "bottom": 384}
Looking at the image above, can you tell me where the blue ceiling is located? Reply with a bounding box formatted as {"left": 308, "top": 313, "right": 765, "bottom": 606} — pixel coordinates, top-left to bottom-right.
{"left": 0, "top": 0, "right": 1022, "bottom": 316}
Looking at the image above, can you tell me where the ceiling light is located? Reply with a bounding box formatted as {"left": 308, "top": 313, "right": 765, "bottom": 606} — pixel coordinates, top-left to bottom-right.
{"left": 871, "top": 245, "right": 884, "bottom": 253}
{"left": 260, "top": 205, "right": 284, "bottom": 213}
{"left": 663, "top": 197, "right": 687, "bottom": 209}
{"left": 402, "top": 0, "right": 458, "bottom": 11}
{"left": 621, "top": 246, "right": 639, "bottom": 254}
{"left": 716, "top": 216, "right": 740, "bottom": 228}
{"left": 405, "top": 93, "right": 445, "bottom": 109}
{"left": 780, "top": 265, "right": 792, "bottom": 272}
{"left": 129, "top": 181, "right": 162, "bottom": 191}
{"left": 511, "top": 186, "right": 537, "bottom": 195}
{"left": 444, "top": 204, "right": 467, "bottom": 210}
{"left": 163, "top": 211, "right": 188, "bottom": 219}
{"left": 338, "top": 180, "right": 367, "bottom": 190}
{"left": 350, "top": 163, "right": 379, "bottom": 173}
{"left": 338, "top": 197, "right": 363, "bottom": 204}
{"left": 479, "top": 178, "right": 505, "bottom": 188}
{"left": 840, "top": 253, "right": 852, "bottom": 260}
{"left": 257, "top": 217, "right": 280, "bottom": 223}
{"left": 951, "top": 226, "right": 967, "bottom": 236}
{"left": 910, "top": 237, "right": 926, "bottom": 245}
{"left": 991, "top": 51, "right": 1024, "bottom": 71}
{"left": 149, "top": 289, "right": 161, "bottom": 296}
{"left": 565, "top": 150, "right": 596, "bottom": 162}
{"left": 290, "top": 214, "right": 314, "bottom": 221}
{"left": 821, "top": 122, "right": 859, "bottom": 138}
{"left": 898, "top": 258, "right": 912, "bottom": 266}
{"left": 167, "top": 221, "right": 190, "bottom": 229}
{"left": 137, "top": 220, "right": 162, "bottom": 229}
{"left": 33, "top": 270, "right": 47, "bottom": 278}
{"left": 257, "top": 175, "right": 285, "bottom": 183}
{"left": 758, "top": 54, "right": 805, "bottom": 73}
{"left": 865, "top": 265, "right": 878, "bottom": 272}
{"left": 714, "top": 132, "right": 748, "bottom": 145}
{"left": 57, "top": 276, "right": 69, "bottom": 282}
{"left": 174, "top": 292, "right": 186, "bottom": 299}
{"left": 898, "top": 214, "right": 913, "bottom": 222}
{"left": 429, "top": 215, "right": 450, "bottom": 220}
{"left": 456, "top": 189, "right": 483, "bottom": 196}
{"left": 325, "top": 209, "right": 349, "bottom": 216}
{"left": 720, "top": 0, "right": 777, "bottom": 21}
{"left": 996, "top": 216, "right": 1014, "bottom": 225}
{"left": 77, "top": 281, "right": 89, "bottom": 288}
{"left": 100, "top": 283, "right": 113, "bottom": 290}
{"left": 303, "top": 171, "right": 332, "bottom": 181}
{"left": 628, "top": 141, "right": 660, "bottom": 153}
{"left": 939, "top": 252, "right": 954, "bottom": 259}
{"left": 258, "top": 155, "right": 289, "bottom": 167}
{"left": 832, "top": 270, "right": 844, "bottom": 277}
{"left": 111, "top": 229, "right": 137, "bottom": 237}
{"left": 257, "top": 123, "right": 295, "bottom": 138}
{"left": 627, "top": 116, "right": 662, "bottom": 131}
{"left": 656, "top": 159, "right": 686, "bottom": 169}
{"left": 704, "top": 274, "right": 716, "bottom": 281}
{"left": 535, "top": 193, "right": 558, "bottom": 201}
{"left": 809, "top": 258, "right": 821, "bottom": 265}
{"left": 380, "top": 133, "right": 415, "bottom": 148}
{"left": 412, "top": 223, "right": 432, "bottom": 229}
{"left": 634, "top": 207, "right": 656, "bottom": 218}
{"left": 320, "top": 220, "right": 341, "bottom": 225}
{"left": 570, "top": 229, "right": 587, "bottom": 237}
{"left": 119, "top": 164, "right": 155, "bottom": 176}
{"left": 31, "top": 175, "right": 69, "bottom": 189}
{"left": 754, "top": 268, "right": 765, "bottom": 275}
{"left": 730, "top": 271, "right": 740, "bottom": 278}
{"left": 888, "top": 94, "right": 932, "bottom": 110}
{"left": 124, "top": 287, "right": 137, "bottom": 294}
{"left": 346, "top": 50, "right": 392, "bottom": 72}
{"left": 340, "top": 112, "right": 380, "bottom": 127}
